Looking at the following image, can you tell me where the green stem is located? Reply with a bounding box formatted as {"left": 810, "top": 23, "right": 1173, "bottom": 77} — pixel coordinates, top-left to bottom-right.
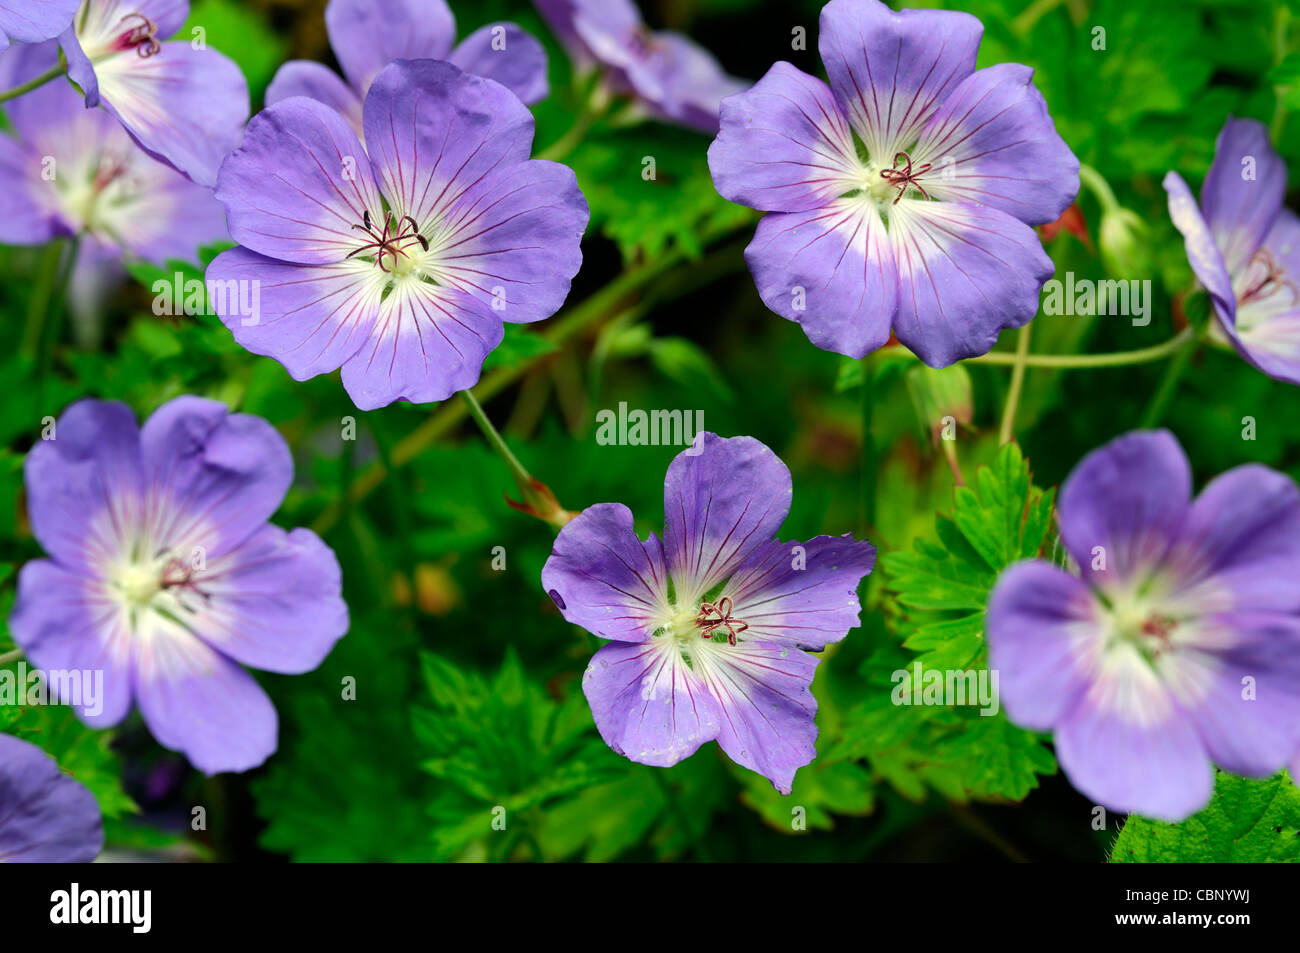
{"left": 20, "top": 242, "right": 64, "bottom": 360}
{"left": 1272, "top": 5, "right": 1293, "bottom": 141}
{"left": 968, "top": 327, "right": 1194, "bottom": 369}
{"left": 0, "top": 648, "right": 23, "bottom": 666}
{"left": 998, "top": 322, "right": 1034, "bottom": 445}
{"left": 460, "top": 389, "right": 536, "bottom": 492}
{"left": 1139, "top": 332, "right": 1199, "bottom": 428}
{"left": 859, "top": 353, "right": 876, "bottom": 533}
{"left": 1077, "top": 163, "right": 1120, "bottom": 213}
{"left": 36, "top": 236, "right": 82, "bottom": 392}
{"left": 0, "top": 63, "right": 64, "bottom": 104}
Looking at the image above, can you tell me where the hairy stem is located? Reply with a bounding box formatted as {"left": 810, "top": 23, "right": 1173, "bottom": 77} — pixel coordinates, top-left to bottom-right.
{"left": 0, "top": 63, "right": 64, "bottom": 104}
{"left": 998, "top": 322, "right": 1034, "bottom": 444}
{"left": 968, "top": 327, "right": 1194, "bottom": 369}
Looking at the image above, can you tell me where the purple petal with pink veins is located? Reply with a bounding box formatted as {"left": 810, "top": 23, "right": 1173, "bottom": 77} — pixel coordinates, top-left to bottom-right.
{"left": 138, "top": 396, "right": 293, "bottom": 558}
{"left": 692, "top": 640, "right": 820, "bottom": 794}
{"left": 986, "top": 561, "right": 1098, "bottom": 732}
{"left": 361, "top": 60, "right": 534, "bottom": 227}
{"left": 1164, "top": 169, "right": 1238, "bottom": 325}
{"left": 188, "top": 525, "right": 348, "bottom": 674}
{"left": 818, "top": 0, "right": 982, "bottom": 160}
{"left": 723, "top": 534, "right": 876, "bottom": 651}
{"left": 326, "top": 0, "right": 455, "bottom": 95}
{"left": 708, "top": 61, "right": 862, "bottom": 214}
{"left": 1200, "top": 118, "right": 1286, "bottom": 276}
{"left": 0, "top": 0, "right": 79, "bottom": 50}
{"left": 912, "top": 63, "right": 1079, "bottom": 226}
{"left": 0, "top": 734, "right": 103, "bottom": 863}
{"left": 542, "top": 503, "right": 670, "bottom": 643}
{"left": 216, "top": 96, "right": 385, "bottom": 266}
{"left": 207, "top": 249, "right": 383, "bottom": 381}
{"left": 266, "top": 60, "right": 365, "bottom": 136}
{"left": 132, "top": 616, "right": 278, "bottom": 775}
{"left": 75, "top": 0, "right": 190, "bottom": 45}
{"left": 887, "top": 200, "right": 1053, "bottom": 367}
{"left": 10, "top": 560, "right": 136, "bottom": 728}
{"left": 433, "top": 158, "right": 588, "bottom": 325}
{"left": 1056, "top": 430, "right": 1191, "bottom": 589}
{"left": 338, "top": 280, "right": 504, "bottom": 409}
{"left": 450, "top": 23, "right": 549, "bottom": 106}
{"left": 744, "top": 201, "right": 897, "bottom": 358}
{"left": 1220, "top": 209, "right": 1300, "bottom": 386}
{"left": 582, "top": 638, "right": 722, "bottom": 768}
{"left": 661, "top": 434, "right": 792, "bottom": 599}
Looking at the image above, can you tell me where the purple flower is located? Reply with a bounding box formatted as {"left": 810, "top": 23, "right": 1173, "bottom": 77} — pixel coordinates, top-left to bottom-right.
{"left": 707, "top": 0, "right": 1078, "bottom": 366}
{"left": 1165, "top": 118, "right": 1300, "bottom": 387}
{"left": 541, "top": 433, "right": 876, "bottom": 793}
{"left": 267, "top": 0, "right": 549, "bottom": 138}
{"left": 9, "top": 397, "right": 349, "bottom": 775}
{"left": 534, "top": 0, "right": 746, "bottom": 133}
{"left": 0, "top": 42, "right": 227, "bottom": 268}
{"left": 0, "top": 0, "right": 78, "bottom": 50}
{"left": 207, "top": 59, "right": 588, "bottom": 411}
{"left": 0, "top": 734, "right": 102, "bottom": 862}
{"left": 56, "top": 0, "right": 249, "bottom": 186}
{"left": 987, "top": 430, "right": 1300, "bottom": 821}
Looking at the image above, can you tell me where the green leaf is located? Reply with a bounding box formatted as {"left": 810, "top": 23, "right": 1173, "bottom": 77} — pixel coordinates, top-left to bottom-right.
{"left": 1111, "top": 772, "right": 1300, "bottom": 863}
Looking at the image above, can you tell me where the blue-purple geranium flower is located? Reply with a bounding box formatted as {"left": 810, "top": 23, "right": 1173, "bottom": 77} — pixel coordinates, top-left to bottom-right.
{"left": 534, "top": 0, "right": 745, "bottom": 132}
{"left": 55, "top": 0, "right": 249, "bottom": 186}
{"left": 207, "top": 59, "right": 588, "bottom": 411}
{"left": 1165, "top": 118, "right": 1300, "bottom": 387}
{"left": 0, "top": 733, "right": 102, "bottom": 862}
{"left": 987, "top": 430, "right": 1300, "bottom": 821}
{"left": 0, "top": 0, "right": 78, "bottom": 50}
{"left": 267, "top": 0, "right": 548, "bottom": 139}
{"left": 0, "top": 42, "right": 227, "bottom": 269}
{"left": 9, "top": 397, "right": 349, "bottom": 775}
{"left": 541, "top": 433, "right": 876, "bottom": 793}
{"left": 707, "top": 0, "right": 1078, "bottom": 366}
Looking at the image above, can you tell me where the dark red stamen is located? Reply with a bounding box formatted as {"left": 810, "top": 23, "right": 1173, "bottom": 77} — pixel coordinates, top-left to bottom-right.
{"left": 879, "top": 151, "right": 932, "bottom": 204}
{"left": 346, "top": 210, "right": 429, "bottom": 273}
{"left": 159, "top": 557, "right": 210, "bottom": 606}
{"left": 695, "top": 596, "right": 748, "bottom": 646}
{"left": 1238, "top": 247, "right": 1299, "bottom": 307}
{"left": 118, "top": 13, "right": 161, "bottom": 58}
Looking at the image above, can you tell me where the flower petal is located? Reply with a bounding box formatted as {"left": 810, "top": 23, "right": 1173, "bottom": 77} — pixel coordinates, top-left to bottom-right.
{"left": 1222, "top": 208, "right": 1300, "bottom": 385}
{"left": 326, "top": 0, "right": 456, "bottom": 94}
{"left": 615, "top": 30, "right": 746, "bottom": 133}
{"left": 662, "top": 434, "right": 792, "bottom": 601}
{"left": 265, "top": 59, "right": 365, "bottom": 135}
{"left": 1200, "top": 117, "right": 1286, "bottom": 276}
{"left": 207, "top": 248, "right": 384, "bottom": 381}
{"left": 744, "top": 202, "right": 898, "bottom": 358}
{"left": 1057, "top": 430, "right": 1191, "bottom": 588}
{"left": 582, "top": 638, "right": 721, "bottom": 768}
{"left": 0, "top": 0, "right": 79, "bottom": 49}
{"left": 0, "top": 734, "right": 102, "bottom": 863}
{"left": 450, "top": 22, "right": 549, "bottom": 106}
{"left": 887, "top": 199, "right": 1053, "bottom": 367}
{"left": 708, "top": 61, "right": 863, "bottom": 214}
{"left": 338, "top": 279, "right": 504, "bottom": 409}
{"left": 692, "top": 639, "right": 820, "bottom": 794}
{"left": 138, "top": 396, "right": 293, "bottom": 558}
{"left": 723, "top": 534, "right": 876, "bottom": 651}
{"left": 1163, "top": 170, "right": 1237, "bottom": 324}
{"left": 986, "top": 561, "right": 1097, "bottom": 732}
{"left": 818, "top": 0, "right": 982, "bottom": 160}
{"left": 133, "top": 615, "right": 278, "bottom": 775}
{"left": 542, "top": 502, "right": 670, "bottom": 643}
{"left": 215, "top": 96, "right": 385, "bottom": 265}
{"left": 189, "top": 525, "right": 348, "bottom": 674}
{"left": 428, "top": 158, "right": 588, "bottom": 325}
{"left": 912, "top": 63, "right": 1079, "bottom": 226}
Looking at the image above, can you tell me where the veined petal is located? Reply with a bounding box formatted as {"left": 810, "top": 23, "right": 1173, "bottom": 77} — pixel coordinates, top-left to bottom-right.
{"left": 723, "top": 534, "right": 876, "bottom": 651}
{"left": 1200, "top": 118, "right": 1286, "bottom": 276}
{"left": 582, "top": 638, "right": 722, "bottom": 768}
{"left": 207, "top": 248, "right": 384, "bottom": 381}
{"left": 541, "top": 503, "right": 670, "bottom": 643}
{"left": 1164, "top": 170, "right": 1237, "bottom": 325}
{"left": 216, "top": 96, "right": 385, "bottom": 265}
{"left": 74, "top": 0, "right": 189, "bottom": 43}
{"left": 0, "top": 0, "right": 78, "bottom": 49}
{"left": 133, "top": 613, "right": 278, "bottom": 775}
{"left": 1056, "top": 430, "right": 1191, "bottom": 589}
{"left": 912, "top": 63, "right": 1079, "bottom": 226}
{"left": 0, "top": 734, "right": 102, "bottom": 863}
{"left": 818, "top": 0, "right": 981, "bottom": 160}
{"left": 887, "top": 199, "right": 1052, "bottom": 367}
{"left": 709, "top": 61, "right": 863, "bottom": 213}
{"left": 361, "top": 59, "right": 534, "bottom": 229}
{"left": 339, "top": 278, "right": 504, "bottom": 409}
{"left": 1223, "top": 208, "right": 1300, "bottom": 386}
{"left": 744, "top": 201, "right": 897, "bottom": 358}
{"left": 662, "top": 434, "right": 792, "bottom": 601}
{"left": 326, "top": 0, "right": 455, "bottom": 95}
{"left": 188, "top": 525, "right": 348, "bottom": 674}
{"left": 986, "top": 560, "right": 1097, "bottom": 732}
{"left": 428, "top": 158, "right": 588, "bottom": 325}
{"left": 265, "top": 60, "right": 365, "bottom": 136}
{"left": 691, "top": 639, "right": 820, "bottom": 794}
{"left": 450, "top": 22, "right": 549, "bottom": 106}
